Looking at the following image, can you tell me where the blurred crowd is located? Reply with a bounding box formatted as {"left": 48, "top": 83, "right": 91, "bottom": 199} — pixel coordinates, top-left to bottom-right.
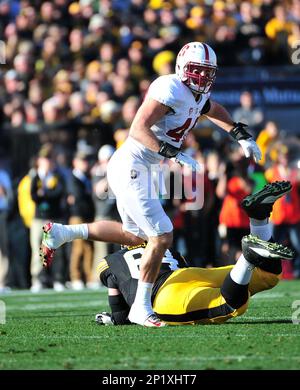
{"left": 1, "top": 0, "right": 300, "bottom": 291}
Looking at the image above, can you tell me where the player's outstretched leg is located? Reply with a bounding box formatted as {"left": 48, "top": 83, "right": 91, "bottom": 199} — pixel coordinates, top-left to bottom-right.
{"left": 222, "top": 182, "right": 292, "bottom": 313}
{"left": 241, "top": 234, "right": 295, "bottom": 267}
{"left": 241, "top": 180, "right": 292, "bottom": 271}
{"left": 241, "top": 180, "right": 292, "bottom": 220}
{"left": 40, "top": 221, "right": 144, "bottom": 267}
{"left": 40, "top": 222, "right": 88, "bottom": 267}
{"left": 221, "top": 235, "right": 294, "bottom": 313}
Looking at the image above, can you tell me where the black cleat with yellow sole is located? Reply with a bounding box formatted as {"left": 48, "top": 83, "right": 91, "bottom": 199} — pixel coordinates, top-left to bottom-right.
{"left": 242, "top": 234, "right": 295, "bottom": 268}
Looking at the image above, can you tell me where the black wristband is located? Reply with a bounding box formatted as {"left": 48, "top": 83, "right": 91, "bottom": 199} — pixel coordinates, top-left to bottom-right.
{"left": 158, "top": 142, "right": 180, "bottom": 158}
{"left": 229, "top": 122, "right": 252, "bottom": 141}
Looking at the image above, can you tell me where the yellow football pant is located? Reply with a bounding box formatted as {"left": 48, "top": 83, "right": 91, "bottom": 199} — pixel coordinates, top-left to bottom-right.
{"left": 153, "top": 266, "right": 280, "bottom": 325}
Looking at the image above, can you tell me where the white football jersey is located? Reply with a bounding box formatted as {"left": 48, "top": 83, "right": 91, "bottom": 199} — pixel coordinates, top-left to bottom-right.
{"left": 147, "top": 74, "right": 210, "bottom": 148}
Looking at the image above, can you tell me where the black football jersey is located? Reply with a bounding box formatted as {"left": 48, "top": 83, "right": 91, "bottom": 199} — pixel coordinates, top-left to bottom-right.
{"left": 99, "top": 243, "right": 189, "bottom": 307}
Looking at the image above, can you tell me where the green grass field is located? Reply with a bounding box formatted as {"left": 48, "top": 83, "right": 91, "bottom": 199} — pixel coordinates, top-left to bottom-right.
{"left": 0, "top": 281, "right": 300, "bottom": 370}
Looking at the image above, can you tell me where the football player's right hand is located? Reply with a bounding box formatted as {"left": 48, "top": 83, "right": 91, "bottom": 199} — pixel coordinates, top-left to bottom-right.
{"left": 95, "top": 312, "right": 115, "bottom": 325}
{"left": 172, "top": 152, "right": 202, "bottom": 172}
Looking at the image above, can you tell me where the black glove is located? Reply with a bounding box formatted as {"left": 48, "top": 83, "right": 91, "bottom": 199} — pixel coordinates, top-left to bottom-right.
{"left": 229, "top": 122, "right": 262, "bottom": 162}
{"left": 158, "top": 142, "right": 180, "bottom": 158}
{"left": 229, "top": 122, "right": 252, "bottom": 141}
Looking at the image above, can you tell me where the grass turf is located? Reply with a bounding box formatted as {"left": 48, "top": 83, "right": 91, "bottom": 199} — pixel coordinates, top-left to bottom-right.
{"left": 0, "top": 280, "right": 300, "bottom": 370}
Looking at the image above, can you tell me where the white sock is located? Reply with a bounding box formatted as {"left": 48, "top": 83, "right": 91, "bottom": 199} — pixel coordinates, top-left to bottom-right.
{"left": 230, "top": 254, "right": 254, "bottom": 285}
{"left": 62, "top": 224, "right": 88, "bottom": 242}
{"left": 250, "top": 218, "right": 272, "bottom": 241}
{"left": 130, "top": 281, "right": 153, "bottom": 318}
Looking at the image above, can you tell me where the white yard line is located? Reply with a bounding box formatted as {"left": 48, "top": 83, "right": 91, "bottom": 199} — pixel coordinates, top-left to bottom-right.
{"left": 8, "top": 294, "right": 103, "bottom": 305}
{"left": 0, "top": 288, "right": 106, "bottom": 298}
{"left": 252, "top": 292, "right": 300, "bottom": 299}
{"left": 6, "top": 301, "right": 106, "bottom": 311}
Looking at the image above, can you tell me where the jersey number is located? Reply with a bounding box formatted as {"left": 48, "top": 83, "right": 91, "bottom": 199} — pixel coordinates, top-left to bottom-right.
{"left": 166, "top": 117, "right": 199, "bottom": 142}
{"left": 123, "top": 249, "right": 179, "bottom": 279}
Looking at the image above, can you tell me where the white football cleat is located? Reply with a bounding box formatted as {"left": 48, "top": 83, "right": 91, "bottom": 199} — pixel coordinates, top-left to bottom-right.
{"left": 143, "top": 314, "right": 168, "bottom": 327}
{"left": 128, "top": 306, "right": 167, "bottom": 327}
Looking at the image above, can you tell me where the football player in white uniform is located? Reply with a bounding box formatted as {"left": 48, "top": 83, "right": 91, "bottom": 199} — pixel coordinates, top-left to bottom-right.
{"left": 40, "top": 42, "right": 262, "bottom": 327}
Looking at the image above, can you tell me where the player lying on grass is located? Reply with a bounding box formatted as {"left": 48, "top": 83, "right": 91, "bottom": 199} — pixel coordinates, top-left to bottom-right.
{"left": 94, "top": 181, "right": 294, "bottom": 326}
{"left": 41, "top": 180, "right": 293, "bottom": 326}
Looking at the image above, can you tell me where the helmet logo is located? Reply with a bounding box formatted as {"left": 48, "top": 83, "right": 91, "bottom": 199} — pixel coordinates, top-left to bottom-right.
{"left": 178, "top": 44, "right": 190, "bottom": 57}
